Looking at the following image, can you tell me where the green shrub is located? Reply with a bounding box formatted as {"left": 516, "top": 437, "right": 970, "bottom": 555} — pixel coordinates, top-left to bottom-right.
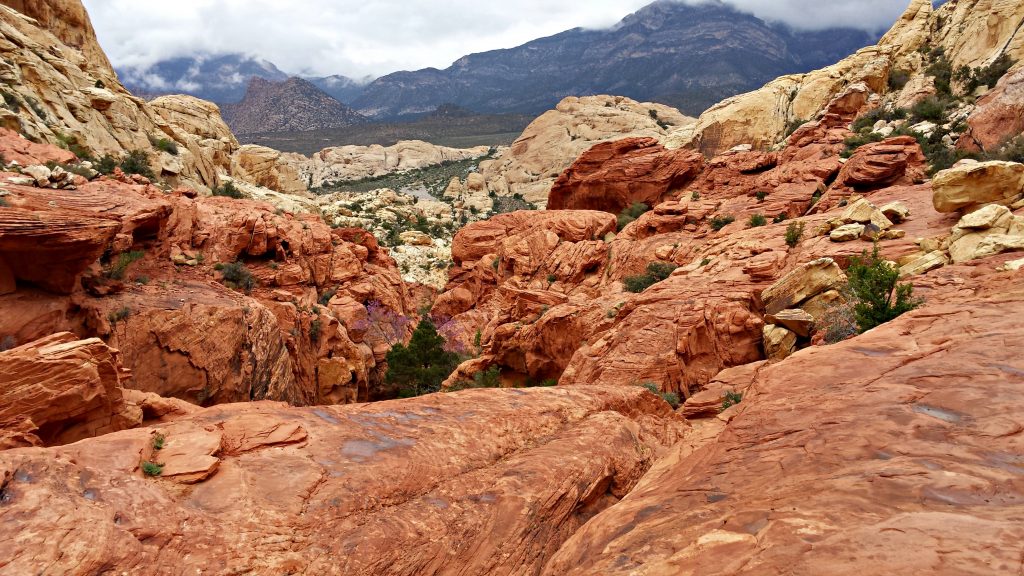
{"left": 120, "top": 150, "right": 154, "bottom": 179}
{"left": 107, "top": 307, "right": 132, "bottom": 327}
{"left": 318, "top": 287, "right": 337, "bottom": 306}
{"left": 748, "top": 214, "right": 767, "bottom": 228}
{"left": 785, "top": 221, "right": 805, "bottom": 248}
{"left": 617, "top": 202, "right": 650, "bottom": 231}
{"left": 152, "top": 434, "right": 165, "bottom": 450}
{"left": 646, "top": 261, "right": 677, "bottom": 281}
{"left": 94, "top": 79, "right": 105, "bottom": 89}
{"left": 661, "top": 392, "right": 681, "bottom": 409}
{"left": 623, "top": 274, "right": 658, "bottom": 293}
{"left": 992, "top": 135, "right": 1024, "bottom": 163}
{"left": 911, "top": 96, "right": 950, "bottom": 123}
{"left": 149, "top": 136, "right": 179, "bottom": 156}
{"left": 141, "top": 461, "right": 163, "bottom": 477}
{"left": 710, "top": 215, "right": 735, "bottom": 231}
{"left": 218, "top": 261, "right": 257, "bottom": 293}
{"left": 212, "top": 182, "right": 244, "bottom": 199}
{"left": 690, "top": 191, "right": 701, "bottom": 201}
{"left": 623, "top": 261, "right": 677, "bottom": 293}
{"left": 640, "top": 382, "right": 659, "bottom": 394}
{"left": 925, "top": 49, "right": 953, "bottom": 96}
{"left": 846, "top": 244, "right": 922, "bottom": 333}
{"left": 94, "top": 154, "right": 118, "bottom": 175}
{"left": 721, "top": 391, "right": 743, "bottom": 411}
{"left": 386, "top": 319, "right": 460, "bottom": 397}
{"left": 755, "top": 191, "right": 768, "bottom": 203}
{"left": 106, "top": 250, "right": 144, "bottom": 280}
{"left": 773, "top": 213, "right": 788, "bottom": 224}
{"left": 0, "top": 197, "right": 7, "bottom": 208}
{"left": 309, "top": 318, "right": 322, "bottom": 343}
{"left": 473, "top": 366, "right": 501, "bottom": 388}
{"left": 546, "top": 273, "right": 557, "bottom": 284}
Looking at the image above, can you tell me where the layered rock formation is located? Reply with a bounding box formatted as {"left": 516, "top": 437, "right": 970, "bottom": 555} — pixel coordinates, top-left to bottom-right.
{"left": 678, "top": 0, "right": 1024, "bottom": 156}
{"left": 0, "top": 145, "right": 415, "bottom": 409}
{"left": 446, "top": 95, "right": 695, "bottom": 207}
{"left": 288, "top": 140, "right": 491, "bottom": 189}
{"left": 548, "top": 138, "right": 705, "bottom": 214}
{"left": 0, "top": 386, "right": 685, "bottom": 574}
{"left": 0, "top": 332, "right": 140, "bottom": 449}
{"left": 0, "top": 2, "right": 311, "bottom": 196}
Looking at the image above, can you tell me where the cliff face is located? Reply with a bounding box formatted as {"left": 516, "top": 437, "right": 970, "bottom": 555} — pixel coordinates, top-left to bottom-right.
{"left": 0, "top": 2, "right": 306, "bottom": 195}
{"left": 679, "top": 0, "right": 1024, "bottom": 156}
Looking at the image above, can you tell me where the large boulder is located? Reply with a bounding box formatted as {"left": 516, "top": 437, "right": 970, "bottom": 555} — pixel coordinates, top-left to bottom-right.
{"left": 547, "top": 137, "right": 704, "bottom": 213}
{"left": 932, "top": 161, "right": 1024, "bottom": 213}
{"left": 959, "top": 66, "right": 1024, "bottom": 153}
{"left": 761, "top": 258, "right": 847, "bottom": 315}
{"left": 833, "top": 136, "right": 926, "bottom": 191}
{"left": 0, "top": 333, "right": 140, "bottom": 448}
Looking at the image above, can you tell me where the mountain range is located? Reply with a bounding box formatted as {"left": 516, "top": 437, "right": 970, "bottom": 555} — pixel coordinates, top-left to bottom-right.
{"left": 120, "top": 0, "right": 879, "bottom": 126}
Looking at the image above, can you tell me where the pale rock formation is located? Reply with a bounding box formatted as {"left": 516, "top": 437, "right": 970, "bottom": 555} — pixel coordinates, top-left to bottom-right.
{"left": 287, "top": 140, "right": 491, "bottom": 189}
{"left": 460, "top": 95, "right": 695, "bottom": 207}
{"left": 932, "top": 160, "right": 1024, "bottom": 213}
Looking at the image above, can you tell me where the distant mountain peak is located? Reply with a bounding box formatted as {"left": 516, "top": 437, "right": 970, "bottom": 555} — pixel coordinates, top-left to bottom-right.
{"left": 221, "top": 76, "right": 366, "bottom": 135}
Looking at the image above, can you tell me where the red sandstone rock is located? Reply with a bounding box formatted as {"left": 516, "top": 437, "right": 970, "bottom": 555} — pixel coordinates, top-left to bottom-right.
{"left": 833, "top": 136, "right": 927, "bottom": 191}
{"left": 0, "top": 332, "right": 140, "bottom": 448}
{"left": 546, "top": 265, "right": 1024, "bottom": 575}
{"left": 548, "top": 137, "right": 704, "bottom": 213}
{"left": 0, "top": 127, "right": 76, "bottom": 165}
{"left": 0, "top": 386, "right": 685, "bottom": 574}
{"left": 959, "top": 66, "right": 1024, "bottom": 153}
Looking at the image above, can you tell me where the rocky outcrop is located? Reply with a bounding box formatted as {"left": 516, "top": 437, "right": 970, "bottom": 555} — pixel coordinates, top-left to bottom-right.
{"left": 959, "top": 66, "right": 1024, "bottom": 153}
{"left": 677, "top": 0, "right": 1024, "bottom": 156}
{"left": 0, "top": 2, "right": 309, "bottom": 197}
{"left": 832, "top": 135, "right": 927, "bottom": 192}
{"left": 230, "top": 144, "right": 308, "bottom": 196}
{"left": 0, "top": 332, "right": 140, "bottom": 448}
{"left": 289, "top": 140, "right": 491, "bottom": 190}
{"left": 546, "top": 264, "right": 1024, "bottom": 574}
{"left": 0, "top": 150, "right": 414, "bottom": 407}
{"left": 0, "top": 386, "right": 685, "bottom": 574}
{"left": 451, "top": 96, "right": 694, "bottom": 206}
{"left": 547, "top": 137, "right": 705, "bottom": 213}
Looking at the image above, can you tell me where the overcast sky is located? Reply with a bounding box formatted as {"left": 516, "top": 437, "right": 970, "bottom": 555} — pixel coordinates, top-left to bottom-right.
{"left": 82, "top": 0, "right": 917, "bottom": 79}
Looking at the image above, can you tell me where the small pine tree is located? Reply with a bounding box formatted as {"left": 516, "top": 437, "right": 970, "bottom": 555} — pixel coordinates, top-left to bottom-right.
{"left": 847, "top": 244, "right": 922, "bottom": 333}
{"left": 386, "top": 319, "right": 460, "bottom": 397}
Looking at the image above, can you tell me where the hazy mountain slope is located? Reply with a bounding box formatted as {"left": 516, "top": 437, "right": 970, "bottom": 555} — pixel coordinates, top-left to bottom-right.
{"left": 352, "top": 1, "right": 876, "bottom": 118}
{"left": 221, "top": 77, "right": 366, "bottom": 134}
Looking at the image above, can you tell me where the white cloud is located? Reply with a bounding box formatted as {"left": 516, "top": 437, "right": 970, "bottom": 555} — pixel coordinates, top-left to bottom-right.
{"left": 81, "top": 0, "right": 917, "bottom": 78}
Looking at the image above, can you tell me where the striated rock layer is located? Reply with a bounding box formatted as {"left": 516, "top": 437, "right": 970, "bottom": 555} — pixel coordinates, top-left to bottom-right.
{"left": 546, "top": 263, "right": 1024, "bottom": 574}
{"left": 0, "top": 386, "right": 686, "bottom": 575}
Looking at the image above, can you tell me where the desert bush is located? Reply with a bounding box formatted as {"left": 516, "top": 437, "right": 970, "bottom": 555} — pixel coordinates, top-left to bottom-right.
{"left": 617, "top": 202, "right": 650, "bottom": 231}
{"left": 149, "top": 136, "right": 179, "bottom": 156}
{"left": 120, "top": 150, "right": 154, "bottom": 179}
{"left": 212, "top": 182, "right": 244, "bottom": 199}
{"left": 152, "top": 434, "right": 165, "bottom": 450}
{"left": 309, "top": 318, "right": 322, "bottom": 343}
{"left": 748, "top": 213, "right": 767, "bottom": 228}
{"left": 106, "top": 250, "right": 144, "bottom": 280}
{"left": 784, "top": 118, "right": 808, "bottom": 138}
{"left": 94, "top": 154, "right": 118, "bottom": 175}
{"left": 710, "top": 215, "right": 735, "bottom": 231}
{"left": 819, "top": 298, "right": 859, "bottom": 344}
{"left": 785, "top": 221, "right": 805, "bottom": 248}
{"left": 141, "top": 461, "right": 163, "bottom": 476}
{"left": 107, "top": 307, "right": 132, "bottom": 328}
{"left": 386, "top": 319, "right": 460, "bottom": 397}
{"left": 218, "top": 261, "right": 257, "bottom": 293}
{"left": 911, "top": 96, "right": 951, "bottom": 123}
{"left": 841, "top": 132, "right": 884, "bottom": 158}
{"left": 721, "top": 391, "right": 743, "bottom": 411}
{"left": 624, "top": 261, "right": 677, "bottom": 293}
{"left": 887, "top": 68, "right": 911, "bottom": 91}
{"left": 846, "top": 244, "right": 922, "bottom": 333}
